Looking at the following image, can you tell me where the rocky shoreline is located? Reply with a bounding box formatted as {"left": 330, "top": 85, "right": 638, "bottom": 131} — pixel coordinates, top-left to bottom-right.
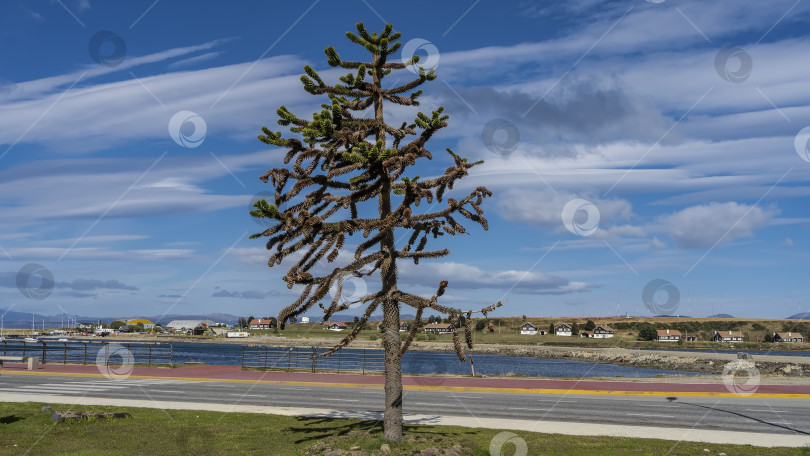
{"left": 232, "top": 336, "right": 809, "bottom": 377}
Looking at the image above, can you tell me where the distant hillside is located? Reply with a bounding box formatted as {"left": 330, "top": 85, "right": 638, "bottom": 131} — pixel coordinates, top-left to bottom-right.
{"left": 788, "top": 312, "right": 810, "bottom": 320}
{"left": 707, "top": 313, "right": 735, "bottom": 318}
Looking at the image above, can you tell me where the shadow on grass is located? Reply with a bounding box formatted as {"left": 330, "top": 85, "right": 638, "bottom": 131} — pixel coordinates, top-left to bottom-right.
{"left": 288, "top": 411, "right": 465, "bottom": 445}
{"left": 0, "top": 415, "right": 24, "bottom": 425}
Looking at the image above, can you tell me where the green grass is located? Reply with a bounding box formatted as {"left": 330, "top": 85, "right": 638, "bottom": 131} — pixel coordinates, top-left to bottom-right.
{"left": 1, "top": 402, "right": 809, "bottom": 455}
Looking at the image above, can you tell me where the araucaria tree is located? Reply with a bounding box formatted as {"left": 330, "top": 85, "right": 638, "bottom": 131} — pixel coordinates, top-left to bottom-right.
{"left": 250, "top": 23, "right": 500, "bottom": 442}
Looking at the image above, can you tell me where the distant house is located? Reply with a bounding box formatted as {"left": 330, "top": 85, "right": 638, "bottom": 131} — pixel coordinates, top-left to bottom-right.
{"left": 374, "top": 321, "right": 409, "bottom": 332}
{"left": 657, "top": 329, "right": 681, "bottom": 341}
{"left": 301, "top": 316, "right": 310, "bottom": 324}
{"left": 126, "top": 318, "right": 154, "bottom": 330}
{"left": 554, "top": 323, "right": 573, "bottom": 336}
{"left": 249, "top": 319, "right": 276, "bottom": 329}
{"left": 773, "top": 332, "right": 803, "bottom": 343}
{"left": 77, "top": 322, "right": 93, "bottom": 330}
{"left": 593, "top": 324, "right": 614, "bottom": 339}
{"left": 684, "top": 335, "right": 697, "bottom": 342}
{"left": 520, "top": 322, "right": 538, "bottom": 335}
{"left": 165, "top": 320, "right": 215, "bottom": 331}
{"left": 580, "top": 331, "right": 592, "bottom": 338}
{"left": 712, "top": 330, "right": 744, "bottom": 343}
{"left": 423, "top": 323, "right": 455, "bottom": 334}
{"left": 324, "top": 322, "right": 347, "bottom": 331}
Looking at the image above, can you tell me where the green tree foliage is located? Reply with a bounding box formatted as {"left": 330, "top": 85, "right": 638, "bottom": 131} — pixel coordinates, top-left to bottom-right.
{"left": 638, "top": 324, "right": 657, "bottom": 341}
{"left": 584, "top": 320, "right": 596, "bottom": 331}
{"left": 248, "top": 23, "right": 500, "bottom": 442}
{"left": 475, "top": 320, "right": 487, "bottom": 331}
{"left": 109, "top": 320, "right": 126, "bottom": 330}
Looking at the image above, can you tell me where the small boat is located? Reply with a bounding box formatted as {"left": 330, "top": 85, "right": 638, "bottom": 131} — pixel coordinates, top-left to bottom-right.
{"left": 57, "top": 338, "right": 69, "bottom": 342}
{"left": 24, "top": 337, "right": 39, "bottom": 343}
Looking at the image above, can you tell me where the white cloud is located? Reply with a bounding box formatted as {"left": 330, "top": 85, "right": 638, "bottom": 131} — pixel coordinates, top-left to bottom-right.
{"left": 661, "top": 202, "right": 778, "bottom": 248}
{"left": 495, "top": 188, "right": 633, "bottom": 233}
{"left": 398, "top": 261, "right": 594, "bottom": 295}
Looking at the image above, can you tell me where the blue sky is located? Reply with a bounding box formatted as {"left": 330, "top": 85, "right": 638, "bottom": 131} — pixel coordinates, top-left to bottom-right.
{"left": 1, "top": 0, "right": 810, "bottom": 321}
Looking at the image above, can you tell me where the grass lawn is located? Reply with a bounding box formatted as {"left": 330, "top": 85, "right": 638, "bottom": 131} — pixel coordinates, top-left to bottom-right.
{"left": 1, "top": 403, "right": 809, "bottom": 455}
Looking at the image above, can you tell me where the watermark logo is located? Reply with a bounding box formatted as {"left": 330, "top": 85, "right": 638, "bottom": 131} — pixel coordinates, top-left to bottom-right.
{"left": 722, "top": 360, "right": 760, "bottom": 396}
{"left": 489, "top": 431, "right": 528, "bottom": 456}
{"left": 646, "top": 0, "right": 666, "bottom": 3}
{"left": 16, "top": 263, "right": 54, "bottom": 301}
{"left": 714, "top": 46, "right": 752, "bottom": 83}
{"left": 327, "top": 272, "right": 368, "bottom": 309}
{"left": 88, "top": 31, "right": 127, "bottom": 68}
{"left": 482, "top": 119, "right": 520, "bottom": 156}
{"left": 561, "top": 199, "right": 600, "bottom": 236}
{"left": 168, "top": 111, "right": 207, "bottom": 148}
{"left": 642, "top": 279, "right": 680, "bottom": 315}
{"left": 95, "top": 344, "right": 135, "bottom": 380}
{"left": 794, "top": 126, "right": 810, "bottom": 162}
{"left": 401, "top": 38, "right": 440, "bottom": 76}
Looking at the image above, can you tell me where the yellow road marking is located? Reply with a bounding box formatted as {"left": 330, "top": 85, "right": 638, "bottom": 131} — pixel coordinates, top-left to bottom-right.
{"left": 3, "top": 369, "right": 809, "bottom": 399}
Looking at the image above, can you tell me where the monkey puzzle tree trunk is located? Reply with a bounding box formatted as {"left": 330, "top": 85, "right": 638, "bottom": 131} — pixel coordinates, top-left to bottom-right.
{"left": 373, "top": 50, "right": 403, "bottom": 441}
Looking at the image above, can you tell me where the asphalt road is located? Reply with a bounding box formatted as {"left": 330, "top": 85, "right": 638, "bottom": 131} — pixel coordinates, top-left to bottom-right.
{"left": 2, "top": 373, "right": 808, "bottom": 437}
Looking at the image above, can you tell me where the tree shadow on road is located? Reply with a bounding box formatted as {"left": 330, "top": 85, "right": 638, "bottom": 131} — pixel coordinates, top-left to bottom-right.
{"left": 674, "top": 399, "right": 810, "bottom": 435}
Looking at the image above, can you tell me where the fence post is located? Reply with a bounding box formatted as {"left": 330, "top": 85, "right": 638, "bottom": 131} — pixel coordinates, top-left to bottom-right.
{"left": 170, "top": 344, "right": 173, "bottom": 367}
{"left": 148, "top": 344, "right": 152, "bottom": 366}
{"left": 63, "top": 343, "right": 67, "bottom": 364}
{"left": 104, "top": 343, "right": 109, "bottom": 367}
{"left": 337, "top": 350, "right": 341, "bottom": 372}
{"left": 264, "top": 346, "right": 268, "bottom": 369}
{"left": 287, "top": 348, "right": 292, "bottom": 371}
{"left": 41, "top": 341, "right": 46, "bottom": 365}
{"left": 362, "top": 349, "right": 366, "bottom": 375}
{"left": 83, "top": 343, "right": 87, "bottom": 365}
{"left": 241, "top": 345, "right": 245, "bottom": 368}
{"left": 311, "top": 346, "right": 316, "bottom": 373}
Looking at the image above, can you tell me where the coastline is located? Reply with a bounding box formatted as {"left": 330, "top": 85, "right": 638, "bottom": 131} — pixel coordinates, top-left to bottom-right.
{"left": 43, "top": 334, "right": 810, "bottom": 378}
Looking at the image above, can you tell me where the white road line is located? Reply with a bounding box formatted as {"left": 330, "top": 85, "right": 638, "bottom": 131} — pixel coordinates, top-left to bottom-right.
{"left": 627, "top": 413, "right": 675, "bottom": 418}
{"left": 227, "top": 393, "right": 267, "bottom": 397}
{"left": 4, "top": 386, "right": 101, "bottom": 391}
{"left": 637, "top": 404, "right": 680, "bottom": 408}
{"left": 145, "top": 390, "right": 185, "bottom": 393}
{"left": 745, "top": 409, "right": 788, "bottom": 413}
{"left": 41, "top": 384, "right": 128, "bottom": 389}
{"left": 329, "top": 399, "right": 359, "bottom": 402}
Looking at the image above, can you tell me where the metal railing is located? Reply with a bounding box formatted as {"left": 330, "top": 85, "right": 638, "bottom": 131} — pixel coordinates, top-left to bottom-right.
{"left": 241, "top": 346, "right": 384, "bottom": 373}
{"left": 0, "top": 340, "right": 173, "bottom": 366}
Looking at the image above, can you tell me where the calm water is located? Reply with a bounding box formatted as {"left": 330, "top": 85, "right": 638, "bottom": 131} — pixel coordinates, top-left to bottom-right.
{"left": 5, "top": 340, "right": 704, "bottom": 377}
